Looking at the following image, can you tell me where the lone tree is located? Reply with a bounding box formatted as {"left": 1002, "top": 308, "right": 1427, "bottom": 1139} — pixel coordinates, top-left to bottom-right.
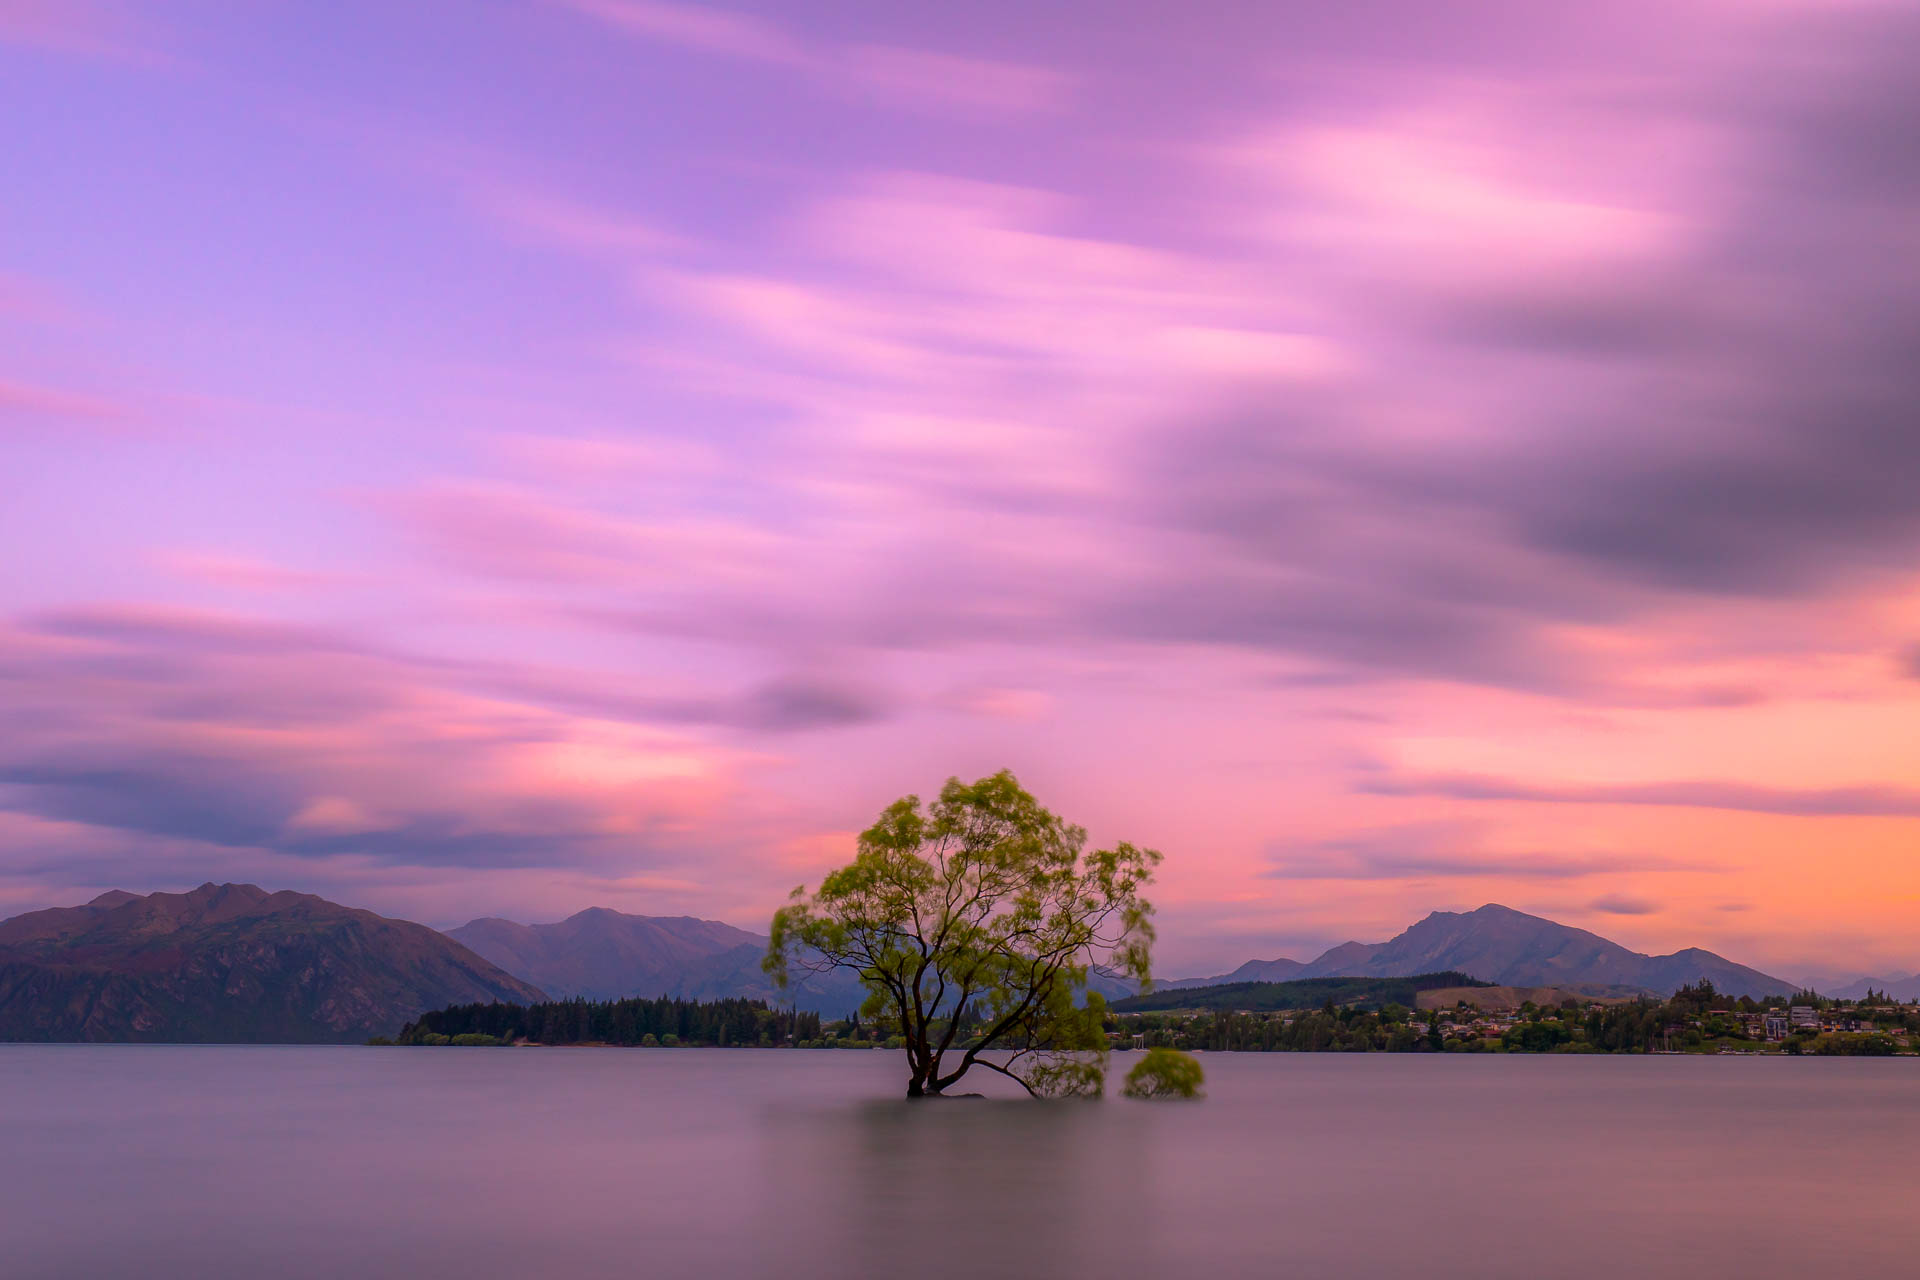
{"left": 765, "top": 770, "right": 1159, "bottom": 1098}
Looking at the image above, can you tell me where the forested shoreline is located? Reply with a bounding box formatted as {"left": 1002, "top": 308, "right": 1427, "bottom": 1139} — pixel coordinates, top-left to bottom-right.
{"left": 390, "top": 980, "right": 1920, "bottom": 1056}
{"left": 392, "top": 996, "right": 825, "bottom": 1047}
{"left": 1125, "top": 981, "right": 1913, "bottom": 1055}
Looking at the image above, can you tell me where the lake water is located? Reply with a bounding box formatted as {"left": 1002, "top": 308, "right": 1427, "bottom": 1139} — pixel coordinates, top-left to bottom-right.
{"left": 4, "top": 1046, "right": 1916, "bottom": 1278}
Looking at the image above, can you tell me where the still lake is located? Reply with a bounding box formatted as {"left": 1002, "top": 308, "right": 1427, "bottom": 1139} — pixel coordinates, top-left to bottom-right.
{"left": 4, "top": 1046, "right": 1916, "bottom": 1278}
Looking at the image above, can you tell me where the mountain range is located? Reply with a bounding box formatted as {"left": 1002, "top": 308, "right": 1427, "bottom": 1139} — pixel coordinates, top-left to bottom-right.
{"left": 447, "top": 907, "right": 867, "bottom": 1015}
{"left": 1164, "top": 904, "right": 1796, "bottom": 1000}
{"left": 1800, "top": 972, "right": 1920, "bottom": 1002}
{"left": 0, "top": 889, "right": 1831, "bottom": 1042}
{"left": 0, "top": 883, "right": 543, "bottom": 1043}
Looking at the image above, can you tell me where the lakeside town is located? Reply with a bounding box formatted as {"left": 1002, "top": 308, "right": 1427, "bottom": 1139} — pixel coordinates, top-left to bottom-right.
{"left": 1117, "top": 982, "right": 1920, "bottom": 1055}
{"left": 396, "top": 979, "right": 1920, "bottom": 1059}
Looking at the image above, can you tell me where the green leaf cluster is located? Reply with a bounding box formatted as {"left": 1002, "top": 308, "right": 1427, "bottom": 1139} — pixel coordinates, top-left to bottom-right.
{"left": 1122, "top": 1047, "right": 1205, "bottom": 1099}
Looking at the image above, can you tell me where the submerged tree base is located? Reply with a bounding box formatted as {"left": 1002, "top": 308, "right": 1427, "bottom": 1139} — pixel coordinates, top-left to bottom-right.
{"left": 907, "top": 1091, "right": 987, "bottom": 1100}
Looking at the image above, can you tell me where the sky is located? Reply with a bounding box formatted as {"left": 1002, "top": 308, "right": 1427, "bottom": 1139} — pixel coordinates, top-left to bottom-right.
{"left": 3, "top": 0, "right": 1919, "bottom": 981}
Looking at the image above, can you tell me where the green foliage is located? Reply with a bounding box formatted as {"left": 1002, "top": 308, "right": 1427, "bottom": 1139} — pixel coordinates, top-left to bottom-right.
{"left": 1130, "top": 1003, "right": 1443, "bottom": 1052}
{"left": 1501, "top": 1021, "right": 1571, "bottom": 1053}
{"left": 1025, "top": 1054, "right": 1107, "bottom": 1099}
{"left": 765, "top": 770, "right": 1160, "bottom": 1098}
{"left": 448, "top": 1033, "right": 504, "bottom": 1047}
{"left": 1114, "top": 972, "right": 1488, "bottom": 1014}
{"left": 1122, "top": 1048, "right": 1204, "bottom": 1099}
{"left": 1808, "top": 1032, "right": 1898, "bottom": 1056}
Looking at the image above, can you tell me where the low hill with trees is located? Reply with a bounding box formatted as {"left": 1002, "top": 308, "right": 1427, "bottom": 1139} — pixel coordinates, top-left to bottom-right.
{"left": 1114, "top": 972, "right": 1489, "bottom": 1013}
{"left": 396, "top": 995, "right": 822, "bottom": 1047}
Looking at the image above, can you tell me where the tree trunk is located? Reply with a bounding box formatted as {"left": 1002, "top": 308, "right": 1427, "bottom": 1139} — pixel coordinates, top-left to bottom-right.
{"left": 906, "top": 1044, "right": 929, "bottom": 1097}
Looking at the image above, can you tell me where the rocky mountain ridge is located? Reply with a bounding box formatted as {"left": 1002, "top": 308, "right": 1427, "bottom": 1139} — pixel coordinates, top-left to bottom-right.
{"left": 0, "top": 883, "right": 544, "bottom": 1042}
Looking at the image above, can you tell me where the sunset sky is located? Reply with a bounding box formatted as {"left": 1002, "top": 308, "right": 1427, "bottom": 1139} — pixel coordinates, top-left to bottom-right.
{"left": 4, "top": 0, "right": 1919, "bottom": 981}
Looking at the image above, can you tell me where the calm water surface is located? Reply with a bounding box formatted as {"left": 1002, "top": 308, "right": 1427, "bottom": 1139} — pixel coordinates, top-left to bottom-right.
{"left": 3, "top": 1046, "right": 1915, "bottom": 1278}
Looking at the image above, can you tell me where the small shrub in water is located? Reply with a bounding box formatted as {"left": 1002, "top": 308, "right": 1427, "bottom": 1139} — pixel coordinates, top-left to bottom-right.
{"left": 1122, "top": 1047, "right": 1204, "bottom": 1099}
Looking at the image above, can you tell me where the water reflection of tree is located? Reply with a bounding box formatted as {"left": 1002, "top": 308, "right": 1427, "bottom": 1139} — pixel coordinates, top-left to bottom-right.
{"left": 753, "top": 1078, "right": 1153, "bottom": 1280}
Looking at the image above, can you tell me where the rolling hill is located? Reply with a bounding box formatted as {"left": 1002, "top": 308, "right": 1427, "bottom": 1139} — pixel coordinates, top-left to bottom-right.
{"left": 1160, "top": 956, "right": 1309, "bottom": 990}
{"left": 1115, "top": 972, "right": 1488, "bottom": 1013}
{"left": 0, "top": 883, "right": 545, "bottom": 1042}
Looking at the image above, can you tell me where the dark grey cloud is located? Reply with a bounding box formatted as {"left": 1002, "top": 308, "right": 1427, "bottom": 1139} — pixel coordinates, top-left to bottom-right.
{"left": 0, "top": 761, "right": 295, "bottom": 851}
{"left": 1589, "top": 893, "right": 1657, "bottom": 917}
{"left": 0, "top": 750, "right": 630, "bottom": 870}
{"left": 1080, "top": 7, "right": 1920, "bottom": 689}
{"left": 423, "top": 657, "right": 894, "bottom": 733}
{"left": 1363, "top": 773, "right": 1920, "bottom": 818}
{"left": 731, "top": 675, "right": 886, "bottom": 730}
{"left": 1265, "top": 826, "right": 1708, "bottom": 882}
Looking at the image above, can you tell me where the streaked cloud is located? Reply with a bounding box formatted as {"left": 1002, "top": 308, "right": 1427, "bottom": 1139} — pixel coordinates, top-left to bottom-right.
{"left": 1266, "top": 824, "right": 1713, "bottom": 883}
{"left": 1590, "top": 894, "right": 1659, "bottom": 916}
{"left": 4, "top": 0, "right": 1920, "bottom": 977}
{"left": 0, "top": 376, "right": 129, "bottom": 427}
{"left": 0, "top": 0, "right": 168, "bottom": 64}
{"left": 555, "top": 0, "right": 1071, "bottom": 114}
{"left": 1362, "top": 773, "right": 1920, "bottom": 818}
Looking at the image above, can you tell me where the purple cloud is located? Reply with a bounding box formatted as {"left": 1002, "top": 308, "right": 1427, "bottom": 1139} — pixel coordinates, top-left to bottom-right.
{"left": 4, "top": 0, "right": 1920, "bottom": 975}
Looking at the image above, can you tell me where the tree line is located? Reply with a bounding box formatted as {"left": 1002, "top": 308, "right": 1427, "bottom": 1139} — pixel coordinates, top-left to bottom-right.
{"left": 394, "top": 996, "right": 825, "bottom": 1047}
{"left": 1122, "top": 981, "right": 1914, "bottom": 1055}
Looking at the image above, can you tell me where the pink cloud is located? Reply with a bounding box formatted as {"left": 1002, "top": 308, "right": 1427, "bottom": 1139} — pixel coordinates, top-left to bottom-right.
{"left": 553, "top": 0, "right": 806, "bottom": 66}
{"left": 383, "top": 481, "right": 782, "bottom": 588}
{"left": 0, "top": 375, "right": 128, "bottom": 426}
{"left": 0, "top": 0, "right": 167, "bottom": 64}
{"left": 150, "top": 551, "right": 345, "bottom": 593}
{"left": 0, "top": 606, "right": 754, "bottom": 868}
{"left": 841, "top": 45, "right": 1072, "bottom": 114}
{"left": 8, "top": 0, "right": 1920, "bottom": 979}
{"left": 555, "top": 0, "right": 1071, "bottom": 115}
{"left": 467, "top": 183, "right": 682, "bottom": 258}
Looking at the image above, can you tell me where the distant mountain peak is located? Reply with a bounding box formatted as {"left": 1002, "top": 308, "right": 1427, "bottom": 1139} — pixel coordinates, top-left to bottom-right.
{"left": 448, "top": 907, "right": 861, "bottom": 1014}
{"left": 185, "top": 881, "right": 270, "bottom": 900}
{"left": 1170, "top": 903, "right": 1794, "bottom": 1000}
